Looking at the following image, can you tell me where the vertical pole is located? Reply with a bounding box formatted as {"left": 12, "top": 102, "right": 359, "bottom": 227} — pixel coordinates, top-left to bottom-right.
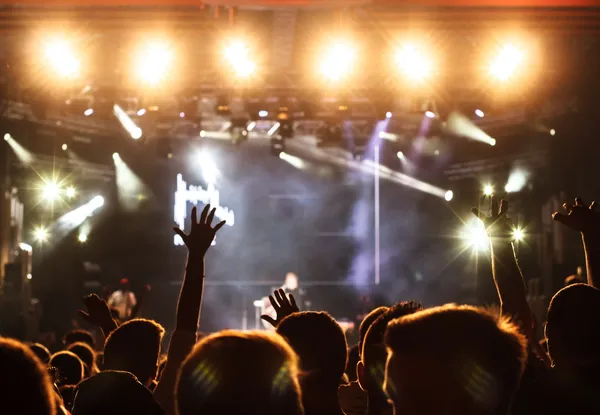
{"left": 374, "top": 145, "right": 380, "bottom": 285}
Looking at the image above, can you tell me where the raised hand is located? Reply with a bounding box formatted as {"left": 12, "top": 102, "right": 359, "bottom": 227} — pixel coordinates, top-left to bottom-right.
{"left": 77, "top": 294, "right": 117, "bottom": 334}
{"left": 261, "top": 289, "right": 299, "bottom": 328}
{"left": 553, "top": 197, "right": 600, "bottom": 235}
{"left": 471, "top": 196, "right": 511, "bottom": 239}
{"left": 174, "top": 205, "right": 226, "bottom": 256}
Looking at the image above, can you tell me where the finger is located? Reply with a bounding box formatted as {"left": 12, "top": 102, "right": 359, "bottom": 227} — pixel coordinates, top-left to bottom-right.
{"left": 274, "top": 289, "right": 285, "bottom": 307}
{"left": 471, "top": 208, "right": 484, "bottom": 219}
{"left": 289, "top": 294, "right": 298, "bottom": 310}
{"left": 191, "top": 206, "right": 198, "bottom": 225}
{"left": 575, "top": 197, "right": 584, "bottom": 207}
{"left": 261, "top": 315, "right": 277, "bottom": 327}
{"left": 200, "top": 205, "right": 210, "bottom": 224}
{"left": 214, "top": 221, "right": 226, "bottom": 232}
{"left": 591, "top": 201, "right": 597, "bottom": 211}
{"left": 268, "top": 295, "right": 278, "bottom": 310}
{"left": 491, "top": 195, "right": 499, "bottom": 216}
{"left": 77, "top": 310, "right": 91, "bottom": 323}
{"left": 499, "top": 199, "right": 509, "bottom": 216}
{"left": 207, "top": 208, "right": 216, "bottom": 226}
{"left": 173, "top": 227, "right": 187, "bottom": 239}
{"left": 563, "top": 203, "right": 573, "bottom": 212}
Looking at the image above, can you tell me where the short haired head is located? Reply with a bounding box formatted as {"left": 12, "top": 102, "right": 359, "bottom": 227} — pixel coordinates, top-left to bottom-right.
{"left": 67, "top": 342, "right": 97, "bottom": 377}
{"left": 358, "top": 306, "right": 388, "bottom": 357}
{"left": 359, "top": 301, "right": 423, "bottom": 399}
{"left": 63, "top": 329, "right": 95, "bottom": 350}
{"left": 29, "top": 342, "right": 51, "bottom": 364}
{"left": 384, "top": 305, "right": 527, "bottom": 415}
{"left": 176, "top": 330, "right": 303, "bottom": 415}
{"left": 103, "top": 318, "right": 165, "bottom": 387}
{"left": 546, "top": 283, "right": 600, "bottom": 368}
{"left": 120, "top": 278, "right": 130, "bottom": 290}
{"left": 0, "top": 337, "right": 56, "bottom": 415}
{"left": 50, "top": 351, "right": 84, "bottom": 386}
{"left": 72, "top": 370, "right": 163, "bottom": 415}
{"left": 277, "top": 311, "right": 347, "bottom": 388}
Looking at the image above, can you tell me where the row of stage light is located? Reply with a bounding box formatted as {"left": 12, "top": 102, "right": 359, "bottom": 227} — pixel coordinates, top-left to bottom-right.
{"left": 41, "top": 36, "right": 528, "bottom": 85}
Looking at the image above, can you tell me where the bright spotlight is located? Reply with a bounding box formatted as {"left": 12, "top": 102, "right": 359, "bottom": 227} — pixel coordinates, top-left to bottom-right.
{"left": 425, "top": 111, "right": 435, "bottom": 119}
{"left": 42, "top": 181, "right": 61, "bottom": 202}
{"left": 505, "top": 169, "right": 528, "bottom": 193}
{"left": 279, "top": 152, "right": 305, "bottom": 170}
{"left": 490, "top": 138, "right": 497, "bottom": 147}
{"left": 4, "top": 133, "right": 10, "bottom": 141}
{"left": 550, "top": 129, "right": 556, "bottom": 136}
{"left": 112, "top": 152, "right": 120, "bottom": 161}
{"left": 319, "top": 42, "right": 355, "bottom": 82}
{"left": 66, "top": 186, "right": 76, "bottom": 199}
{"left": 114, "top": 104, "right": 143, "bottom": 140}
{"left": 34, "top": 227, "right": 49, "bottom": 242}
{"left": 84, "top": 108, "right": 94, "bottom": 116}
{"left": 445, "top": 190, "right": 454, "bottom": 201}
{"left": 259, "top": 110, "right": 268, "bottom": 118}
{"left": 197, "top": 151, "right": 219, "bottom": 184}
{"left": 490, "top": 43, "right": 524, "bottom": 81}
{"left": 224, "top": 41, "right": 256, "bottom": 78}
{"left": 483, "top": 184, "right": 494, "bottom": 196}
{"left": 135, "top": 41, "right": 174, "bottom": 85}
{"left": 395, "top": 43, "right": 433, "bottom": 81}
{"left": 386, "top": 112, "right": 393, "bottom": 119}
{"left": 89, "top": 196, "right": 104, "bottom": 209}
{"left": 447, "top": 112, "right": 497, "bottom": 147}
{"left": 137, "top": 108, "right": 147, "bottom": 116}
{"left": 78, "top": 233, "right": 88, "bottom": 243}
{"left": 26, "top": 274, "right": 32, "bottom": 280}
{"left": 397, "top": 151, "right": 404, "bottom": 160}
{"left": 61, "top": 143, "right": 68, "bottom": 151}
{"left": 462, "top": 217, "right": 489, "bottom": 251}
{"left": 475, "top": 109, "right": 485, "bottom": 118}
{"left": 43, "top": 38, "right": 80, "bottom": 78}
{"left": 513, "top": 228, "right": 525, "bottom": 242}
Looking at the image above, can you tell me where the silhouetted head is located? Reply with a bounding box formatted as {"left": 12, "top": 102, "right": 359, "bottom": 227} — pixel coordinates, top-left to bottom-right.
{"left": 67, "top": 342, "right": 97, "bottom": 377}
{"left": 0, "top": 337, "right": 56, "bottom": 415}
{"left": 72, "top": 370, "right": 163, "bottom": 415}
{"left": 384, "top": 305, "right": 526, "bottom": 415}
{"left": 277, "top": 311, "right": 347, "bottom": 389}
{"left": 176, "top": 330, "right": 303, "bottom": 415}
{"left": 358, "top": 301, "right": 423, "bottom": 403}
{"left": 120, "top": 278, "right": 130, "bottom": 291}
{"left": 29, "top": 342, "right": 51, "bottom": 364}
{"left": 358, "top": 306, "right": 389, "bottom": 358}
{"left": 50, "top": 351, "right": 84, "bottom": 386}
{"left": 63, "top": 329, "right": 95, "bottom": 350}
{"left": 546, "top": 283, "right": 600, "bottom": 369}
{"left": 103, "top": 318, "right": 165, "bottom": 387}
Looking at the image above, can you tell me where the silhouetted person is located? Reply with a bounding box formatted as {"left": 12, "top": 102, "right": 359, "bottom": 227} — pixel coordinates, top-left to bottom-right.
{"left": 358, "top": 301, "right": 423, "bottom": 415}
{"left": 358, "top": 306, "right": 388, "bottom": 358}
{"left": 50, "top": 350, "right": 85, "bottom": 386}
{"left": 277, "top": 311, "right": 347, "bottom": 415}
{"left": 63, "top": 329, "right": 96, "bottom": 350}
{"left": 103, "top": 318, "right": 165, "bottom": 388}
{"left": 72, "top": 370, "right": 164, "bottom": 415}
{"left": 67, "top": 341, "right": 97, "bottom": 377}
{"left": 0, "top": 337, "right": 56, "bottom": 415}
{"left": 108, "top": 278, "right": 137, "bottom": 320}
{"left": 29, "top": 342, "right": 51, "bottom": 364}
{"left": 384, "top": 305, "right": 527, "bottom": 415}
{"left": 176, "top": 330, "right": 303, "bottom": 415}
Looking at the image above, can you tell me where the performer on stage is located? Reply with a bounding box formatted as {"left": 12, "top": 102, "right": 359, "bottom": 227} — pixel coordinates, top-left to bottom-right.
{"left": 107, "top": 278, "right": 137, "bottom": 321}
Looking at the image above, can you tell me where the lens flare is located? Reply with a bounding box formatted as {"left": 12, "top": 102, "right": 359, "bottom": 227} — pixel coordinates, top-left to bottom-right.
{"left": 395, "top": 43, "right": 433, "bottom": 81}
{"left": 319, "top": 42, "right": 355, "bottom": 82}
{"left": 135, "top": 41, "right": 174, "bottom": 85}
{"left": 43, "top": 38, "right": 80, "bottom": 78}
{"left": 490, "top": 43, "right": 524, "bottom": 81}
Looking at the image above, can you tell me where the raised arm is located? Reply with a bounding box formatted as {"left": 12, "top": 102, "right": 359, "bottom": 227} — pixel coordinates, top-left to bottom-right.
{"left": 78, "top": 294, "right": 119, "bottom": 337}
{"left": 153, "top": 204, "right": 225, "bottom": 415}
{"left": 553, "top": 197, "right": 600, "bottom": 288}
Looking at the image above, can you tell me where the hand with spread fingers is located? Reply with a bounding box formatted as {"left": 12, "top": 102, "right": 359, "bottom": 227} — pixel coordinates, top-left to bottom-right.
{"left": 174, "top": 205, "right": 226, "bottom": 257}
{"left": 77, "top": 294, "right": 118, "bottom": 335}
{"left": 471, "top": 196, "right": 513, "bottom": 239}
{"left": 261, "top": 288, "right": 299, "bottom": 328}
{"left": 553, "top": 197, "right": 600, "bottom": 236}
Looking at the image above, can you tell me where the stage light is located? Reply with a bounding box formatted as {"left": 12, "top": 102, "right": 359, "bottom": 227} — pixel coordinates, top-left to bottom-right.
{"left": 395, "top": 43, "right": 433, "bottom": 81}
{"left": 490, "top": 139, "right": 497, "bottom": 146}
{"left": 247, "top": 121, "right": 256, "bottom": 132}
{"left": 259, "top": 110, "right": 268, "bottom": 118}
{"left": 505, "top": 169, "right": 528, "bottom": 193}
{"left": 397, "top": 151, "right": 404, "bottom": 160}
{"left": 26, "top": 274, "right": 32, "bottom": 280}
{"left": 425, "top": 111, "right": 435, "bottom": 119}
{"left": 42, "top": 181, "right": 61, "bottom": 202}
{"left": 179, "top": 112, "right": 185, "bottom": 118}
{"left": 268, "top": 122, "right": 281, "bottom": 136}
{"left": 445, "top": 190, "right": 454, "bottom": 201}
{"left": 550, "top": 129, "right": 556, "bottom": 136}
{"left": 89, "top": 195, "right": 104, "bottom": 209}
{"left": 224, "top": 41, "right": 256, "bottom": 78}
{"left": 200, "top": 130, "right": 206, "bottom": 138}
{"left": 483, "top": 184, "right": 494, "bottom": 196}
{"left": 319, "top": 41, "right": 355, "bottom": 82}
{"left": 434, "top": 149, "right": 440, "bottom": 156}
{"left": 386, "top": 112, "right": 393, "bottom": 119}
{"left": 446, "top": 112, "right": 498, "bottom": 147}
{"left": 475, "top": 109, "right": 485, "bottom": 118}
{"left": 4, "top": 133, "right": 10, "bottom": 141}
{"left": 112, "top": 152, "right": 120, "bottom": 161}
{"left": 84, "top": 108, "right": 94, "bottom": 116}
{"left": 61, "top": 143, "right": 68, "bottom": 151}
{"left": 19, "top": 243, "right": 32, "bottom": 252}
{"left": 34, "top": 227, "right": 49, "bottom": 242}
{"left": 490, "top": 43, "right": 524, "bottom": 81}
{"left": 43, "top": 38, "right": 80, "bottom": 78}
{"left": 462, "top": 217, "right": 489, "bottom": 251}
{"left": 196, "top": 151, "right": 219, "bottom": 184}
{"left": 66, "top": 186, "right": 76, "bottom": 199}
{"left": 513, "top": 228, "right": 525, "bottom": 242}
{"left": 113, "top": 104, "right": 143, "bottom": 140}
{"left": 279, "top": 152, "right": 305, "bottom": 170}
{"left": 137, "top": 108, "right": 147, "bottom": 116}
{"left": 135, "top": 40, "right": 174, "bottom": 86}
{"left": 78, "top": 233, "right": 88, "bottom": 243}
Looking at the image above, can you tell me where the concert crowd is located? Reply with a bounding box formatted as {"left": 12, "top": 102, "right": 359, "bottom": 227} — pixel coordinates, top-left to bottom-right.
{"left": 1, "top": 197, "right": 600, "bottom": 415}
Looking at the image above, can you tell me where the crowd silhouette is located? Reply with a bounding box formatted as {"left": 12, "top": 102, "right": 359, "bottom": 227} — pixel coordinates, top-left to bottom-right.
{"left": 2, "top": 198, "right": 600, "bottom": 415}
